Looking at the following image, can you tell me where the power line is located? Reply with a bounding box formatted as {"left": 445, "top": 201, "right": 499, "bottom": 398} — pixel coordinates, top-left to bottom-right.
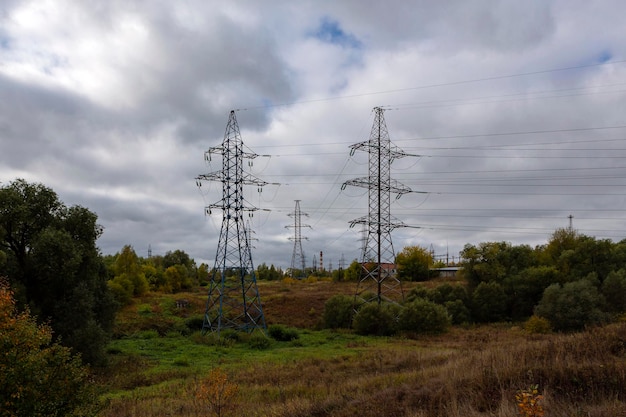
{"left": 237, "top": 59, "right": 626, "bottom": 110}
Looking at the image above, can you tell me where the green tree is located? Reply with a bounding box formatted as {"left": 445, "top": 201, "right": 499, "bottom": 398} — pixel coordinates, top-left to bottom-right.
{"left": 163, "top": 249, "right": 197, "bottom": 285}
{"left": 395, "top": 245, "right": 433, "bottom": 281}
{"left": 343, "top": 259, "right": 361, "bottom": 281}
{"left": 535, "top": 279, "right": 607, "bottom": 332}
{"left": 0, "top": 280, "right": 100, "bottom": 417}
{"left": 471, "top": 281, "right": 507, "bottom": 323}
{"left": 461, "top": 242, "right": 537, "bottom": 290}
{"left": 601, "top": 269, "right": 626, "bottom": 314}
{"left": 164, "top": 264, "right": 192, "bottom": 293}
{"left": 110, "top": 245, "right": 149, "bottom": 299}
{"left": 504, "top": 265, "right": 559, "bottom": 320}
{"left": 0, "top": 179, "right": 116, "bottom": 364}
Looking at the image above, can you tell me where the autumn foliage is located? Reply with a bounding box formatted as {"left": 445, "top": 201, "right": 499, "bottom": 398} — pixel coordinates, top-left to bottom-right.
{"left": 0, "top": 280, "right": 98, "bottom": 417}
{"left": 516, "top": 385, "right": 544, "bottom": 417}
{"left": 195, "top": 367, "right": 239, "bottom": 417}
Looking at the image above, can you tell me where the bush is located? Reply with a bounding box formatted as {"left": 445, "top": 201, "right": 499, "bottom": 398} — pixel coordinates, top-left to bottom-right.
{"left": 405, "top": 285, "right": 431, "bottom": 303}
{"left": 0, "top": 281, "right": 101, "bottom": 416}
{"left": 268, "top": 324, "right": 299, "bottom": 341}
{"left": 535, "top": 279, "right": 607, "bottom": 332}
{"left": 352, "top": 302, "right": 398, "bottom": 336}
{"left": 429, "top": 283, "right": 469, "bottom": 305}
{"left": 185, "top": 316, "right": 205, "bottom": 332}
{"left": 247, "top": 333, "right": 272, "bottom": 350}
{"left": 323, "top": 294, "right": 355, "bottom": 329}
{"left": 398, "top": 298, "right": 451, "bottom": 334}
{"left": 444, "top": 299, "right": 471, "bottom": 325}
{"left": 524, "top": 315, "right": 551, "bottom": 334}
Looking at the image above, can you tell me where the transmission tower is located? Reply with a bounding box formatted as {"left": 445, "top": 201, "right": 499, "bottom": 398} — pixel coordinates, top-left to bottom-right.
{"left": 342, "top": 107, "right": 416, "bottom": 305}
{"left": 286, "top": 200, "right": 310, "bottom": 278}
{"left": 196, "top": 110, "right": 267, "bottom": 335}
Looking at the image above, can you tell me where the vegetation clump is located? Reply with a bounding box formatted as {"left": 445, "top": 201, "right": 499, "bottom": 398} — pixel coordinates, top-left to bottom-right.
{"left": 0, "top": 280, "right": 100, "bottom": 416}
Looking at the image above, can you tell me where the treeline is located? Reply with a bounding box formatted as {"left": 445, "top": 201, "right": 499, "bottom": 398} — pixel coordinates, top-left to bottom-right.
{"left": 322, "top": 228, "right": 626, "bottom": 336}
{"left": 103, "top": 246, "right": 209, "bottom": 305}
{"left": 460, "top": 228, "right": 626, "bottom": 330}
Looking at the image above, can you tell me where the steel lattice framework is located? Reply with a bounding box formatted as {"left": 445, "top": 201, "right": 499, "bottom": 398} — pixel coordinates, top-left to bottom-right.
{"left": 196, "top": 110, "right": 267, "bottom": 335}
{"left": 343, "top": 107, "right": 414, "bottom": 305}
{"left": 286, "top": 200, "right": 310, "bottom": 278}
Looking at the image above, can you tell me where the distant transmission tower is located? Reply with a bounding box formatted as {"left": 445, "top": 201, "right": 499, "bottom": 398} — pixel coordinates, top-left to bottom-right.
{"left": 196, "top": 110, "right": 268, "bottom": 335}
{"left": 286, "top": 200, "right": 310, "bottom": 278}
{"left": 343, "top": 107, "right": 416, "bottom": 305}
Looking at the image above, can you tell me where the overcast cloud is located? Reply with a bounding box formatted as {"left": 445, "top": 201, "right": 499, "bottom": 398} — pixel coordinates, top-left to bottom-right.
{"left": 2, "top": 0, "right": 626, "bottom": 269}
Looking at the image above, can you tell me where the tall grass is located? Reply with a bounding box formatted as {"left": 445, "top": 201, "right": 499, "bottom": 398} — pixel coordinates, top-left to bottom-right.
{"left": 99, "top": 323, "right": 626, "bottom": 416}
{"left": 98, "top": 284, "right": 626, "bottom": 416}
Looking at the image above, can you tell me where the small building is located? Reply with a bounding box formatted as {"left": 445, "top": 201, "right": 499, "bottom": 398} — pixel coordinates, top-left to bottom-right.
{"left": 431, "top": 266, "right": 462, "bottom": 278}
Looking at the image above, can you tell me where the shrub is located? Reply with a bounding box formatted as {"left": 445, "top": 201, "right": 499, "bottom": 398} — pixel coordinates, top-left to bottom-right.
{"left": 185, "top": 316, "right": 206, "bottom": 331}
{"left": 323, "top": 294, "right": 355, "bottom": 329}
{"left": 0, "top": 281, "right": 100, "bottom": 416}
{"left": 352, "top": 302, "right": 397, "bottom": 336}
{"left": 429, "top": 283, "right": 469, "bottom": 305}
{"left": 405, "top": 285, "right": 431, "bottom": 303}
{"left": 247, "top": 333, "right": 272, "bottom": 350}
{"left": 268, "top": 324, "right": 299, "bottom": 341}
{"left": 535, "top": 279, "right": 607, "bottom": 332}
{"left": 444, "top": 299, "right": 471, "bottom": 325}
{"left": 524, "top": 315, "right": 551, "bottom": 334}
{"left": 398, "top": 298, "right": 451, "bottom": 334}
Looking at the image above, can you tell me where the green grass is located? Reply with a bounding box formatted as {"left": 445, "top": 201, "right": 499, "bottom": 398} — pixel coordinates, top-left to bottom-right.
{"left": 98, "top": 285, "right": 626, "bottom": 417}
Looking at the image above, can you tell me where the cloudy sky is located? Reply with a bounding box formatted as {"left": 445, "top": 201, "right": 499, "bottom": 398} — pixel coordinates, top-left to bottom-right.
{"left": 2, "top": 0, "right": 626, "bottom": 270}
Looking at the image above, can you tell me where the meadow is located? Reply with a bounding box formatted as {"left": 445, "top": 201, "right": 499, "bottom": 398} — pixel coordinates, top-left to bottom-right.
{"left": 97, "top": 279, "right": 626, "bottom": 417}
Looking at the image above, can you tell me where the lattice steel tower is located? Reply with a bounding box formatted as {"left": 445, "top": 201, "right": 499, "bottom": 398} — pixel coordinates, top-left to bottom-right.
{"left": 196, "top": 110, "right": 267, "bottom": 335}
{"left": 343, "top": 107, "right": 415, "bottom": 305}
{"left": 286, "top": 200, "right": 310, "bottom": 278}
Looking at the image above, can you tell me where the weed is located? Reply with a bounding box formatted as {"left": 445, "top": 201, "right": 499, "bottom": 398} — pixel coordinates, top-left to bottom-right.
{"left": 268, "top": 324, "right": 300, "bottom": 341}
{"left": 516, "top": 384, "right": 544, "bottom": 417}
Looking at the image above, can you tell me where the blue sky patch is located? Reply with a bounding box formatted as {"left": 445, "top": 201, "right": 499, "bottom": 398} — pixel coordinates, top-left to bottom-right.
{"left": 596, "top": 50, "right": 612, "bottom": 63}
{"left": 311, "top": 17, "right": 362, "bottom": 49}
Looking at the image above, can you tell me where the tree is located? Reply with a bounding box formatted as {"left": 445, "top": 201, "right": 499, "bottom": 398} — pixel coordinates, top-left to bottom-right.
{"left": 395, "top": 245, "right": 433, "bottom": 281}
{"left": 0, "top": 179, "right": 117, "bottom": 364}
{"left": 0, "top": 280, "right": 100, "bottom": 416}
{"left": 535, "top": 279, "right": 607, "bottom": 332}
{"left": 461, "top": 242, "right": 537, "bottom": 289}
{"left": 343, "top": 259, "right": 361, "bottom": 281}
{"left": 110, "top": 245, "right": 149, "bottom": 300}
{"left": 471, "top": 281, "right": 507, "bottom": 323}
{"left": 504, "top": 266, "right": 559, "bottom": 320}
{"left": 602, "top": 269, "right": 626, "bottom": 314}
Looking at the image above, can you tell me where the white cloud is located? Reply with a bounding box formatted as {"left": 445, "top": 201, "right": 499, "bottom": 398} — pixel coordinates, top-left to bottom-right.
{"left": 2, "top": 0, "right": 626, "bottom": 269}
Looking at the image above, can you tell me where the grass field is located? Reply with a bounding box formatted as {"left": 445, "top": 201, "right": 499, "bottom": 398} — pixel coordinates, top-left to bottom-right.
{"left": 96, "top": 279, "right": 626, "bottom": 416}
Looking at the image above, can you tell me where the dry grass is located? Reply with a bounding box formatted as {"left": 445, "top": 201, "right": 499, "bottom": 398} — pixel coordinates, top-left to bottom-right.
{"left": 98, "top": 280, "right": 626, "bottom": 416}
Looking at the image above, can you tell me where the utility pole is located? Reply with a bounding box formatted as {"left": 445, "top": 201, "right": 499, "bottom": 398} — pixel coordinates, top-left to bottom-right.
{"left": 568, "top": 214, "right": 574, "bottom": 231}
{"left": 343, "top": 107, "right": 417, "bottom": 306}
{"left": 286, "top": 200, "right": 310, "bottom": 278}
{"left": 196, "top": 110, "right": 268, "bottom": 335}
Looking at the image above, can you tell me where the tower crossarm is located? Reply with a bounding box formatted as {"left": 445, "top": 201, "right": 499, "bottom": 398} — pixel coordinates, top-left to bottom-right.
{"left": 342, "top": 177, "right": 412, "bottom": 196}
{"left": 196, "top": 172, "right": 272, "bottom": 187}
{"left": 349, "top": 142, "right": 419, "bottom": 161}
